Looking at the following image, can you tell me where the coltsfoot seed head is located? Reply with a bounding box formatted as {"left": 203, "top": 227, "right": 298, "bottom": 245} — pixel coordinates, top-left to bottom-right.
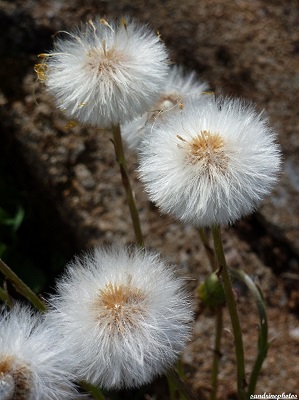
{"left": 41, "top": 17, "right": 169, "bottom": 128}
{"left": 138, "top": 95, "right": 281, "bottom": 226}
{"left": 122, "top": 65, "right": 209, "bottom": 150}
{"left": 0, "top": 304, "right": 78, "bottom": 400}
{"left": 46, "top": 246, "right": 193, "bottom": 389}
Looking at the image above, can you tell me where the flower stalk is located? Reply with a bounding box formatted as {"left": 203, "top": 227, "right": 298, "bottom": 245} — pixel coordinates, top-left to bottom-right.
{"left": 111, "top": 124, "right": 144, "bottom": 246}
{"left": 0, "top": 285, "right": 13, "bottom": 307}
{"left": 198, "top": 227, "right": 217, "bottom": 272}
{"left": 211, "top": 225, "right": 246, "bottom": 400}
{"left": 0, "top": 258, "right": 46, "bottom": 312}
{"left": 210, "top": 306, "right": 223, "bottom": 400}
{"left": 198, "top": 227, "right": 223, "bottom": 400}
{"left": 166, "top": 369, "right": 199, "bottom": 400}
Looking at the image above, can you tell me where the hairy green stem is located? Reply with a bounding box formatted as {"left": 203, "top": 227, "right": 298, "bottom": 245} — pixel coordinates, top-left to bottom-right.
{"left": 198, "top": 227, "right": 223, "bottom": 400}
{"left": 210, "top": 306, "right": 223, "bottom": 400}
{"left": 167, "top": 359, "right": 189, "bottom": 399}
{"left": 211, "top": 225, "right": 246, "bottom": 400}
{"left": 167, "top": 371, "right": 177, "bottom": 400}
{"left": 166, "top": 369, "right": 199, "bottom": 400}
{"left": 198, "top": 227, "right": 217, "bottom": 271}
{"left": 79, "top": 381, "right": 106, "bottom": 400}
{"left": 111, "top": 124, "right": 144, "bottom": 247}
{"left": 0, "top": 285, "right": 13, "bottom": 307}
{"left": 0, "top": 258, "right": 46, "bottom": 312}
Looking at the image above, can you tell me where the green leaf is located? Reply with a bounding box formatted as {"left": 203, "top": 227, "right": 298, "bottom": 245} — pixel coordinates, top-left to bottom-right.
{"left": 229, "top": 268, "right": 269, "bottom": 396}
{"left": 0, "top": 206, "right": 25, "bottom": 231}
{"left": 0, "top": 243, "right": 7, "bottom": 258}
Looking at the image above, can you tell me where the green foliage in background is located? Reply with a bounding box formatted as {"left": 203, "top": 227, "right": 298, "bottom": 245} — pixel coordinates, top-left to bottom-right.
{"left": 0, "top": 163, "right": 66, "bottom": 294}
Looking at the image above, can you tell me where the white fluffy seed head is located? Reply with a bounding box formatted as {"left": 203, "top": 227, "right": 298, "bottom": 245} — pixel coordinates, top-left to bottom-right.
{"left": 46, "top": 246, "right": 193, "bottom": 389}
{"left": 0, "top": 304, "right": 78, "bottom": 400}
{"left": 41, "top": 17, "right": 169, "bottom": 128}
{"left": 122, "top": 65, "right": 209, "bottom": 150}
{"left": 138, "top": 95, "right": 281, "bottom": 227}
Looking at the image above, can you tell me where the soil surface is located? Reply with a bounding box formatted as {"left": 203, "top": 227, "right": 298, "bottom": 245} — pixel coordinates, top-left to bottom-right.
{"left": 1, "top": 1, "right": 299, "bottom": 399}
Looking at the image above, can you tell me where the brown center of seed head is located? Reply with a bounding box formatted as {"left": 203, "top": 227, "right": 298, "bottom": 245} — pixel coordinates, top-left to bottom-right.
{"left": 96, "top": 282, "right": 146, "bottom": 331}
{"left": 148, "top": 94, "right": 181, "bottom": 123}
{"left": 0, "top": 356, "right": 32, "bottom": 400}
{"left": 178, "top": 130, "right": 227, "bottom": 168}
{"left": 86, "top": 41, "right": 124, "bottom": 76}
{"left": 157, "top": 94, "right": 180, "bottom": 111}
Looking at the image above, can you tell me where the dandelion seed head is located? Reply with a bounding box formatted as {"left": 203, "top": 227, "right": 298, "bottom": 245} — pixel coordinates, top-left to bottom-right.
{"left": 0, "top": 304, "right": 79, "bottom": 400}
{"left": 0, "top": 371, "right": 15, "bottom": 400}
{"left": 0, "top": 356, "right": 31, "bottom": 400}
{"left": 122, "top": 65, "right": 209, "bottom": 149}
{"left": 47, "top": 246, "right": 193, "bottom": 389}
{"left": 139, "top": 95, "right": 281, "bottom": 226}
{"left": 42, "top": 17, "right": 169, "bottom": 128}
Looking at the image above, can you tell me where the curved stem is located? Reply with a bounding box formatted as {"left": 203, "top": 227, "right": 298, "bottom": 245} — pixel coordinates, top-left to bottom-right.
{"left": 211, "top": 225, "right": 246, "bottom": 400}
{"left": 199, "top": 228, "right": 217, "bottom": 271}
{"left": 111, "top": 124, "right": 144, "bottom": 247}
{"left": 229, "top": 268, "right": 269, "bottom": 397}
{"left": 0, "top": 258, "right": 46, "bottom": 312}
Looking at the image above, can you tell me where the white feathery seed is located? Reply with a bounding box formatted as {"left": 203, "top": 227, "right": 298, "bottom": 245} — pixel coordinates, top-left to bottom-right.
{"left": 138, "top": 95, "right": 281, "bottom": 227}
{"left": 0, "top": 304, "right": 79, "bottom": 400}
{"left": 122, "top": 65, "right": 209, "bottom": 149}
{"left": 41, "top": 17, "right": 169, "bottom": 128}
{"left": 46, "top": 246, "right": 193, "bottom": 389}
